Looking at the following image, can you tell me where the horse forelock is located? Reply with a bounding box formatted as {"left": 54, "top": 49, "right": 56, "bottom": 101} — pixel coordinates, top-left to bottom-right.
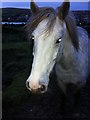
{"left": 26, "top": 7, "right": 56, "bottom": 37}
{"left": 26, "top": 7, "right": 79, "bottom": 50}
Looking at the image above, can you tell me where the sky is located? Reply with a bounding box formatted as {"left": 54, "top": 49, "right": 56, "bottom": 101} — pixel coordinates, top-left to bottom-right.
{"left": 1, "top": 1, "right": 90, "bottom": 10}
{"left": 1, "top": 0, "right": 89, "bottom": 2}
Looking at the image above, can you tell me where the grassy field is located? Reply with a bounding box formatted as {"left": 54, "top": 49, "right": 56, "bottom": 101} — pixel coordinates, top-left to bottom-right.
{"left": 2, "top": 25, "right": 33, "bottom": 114}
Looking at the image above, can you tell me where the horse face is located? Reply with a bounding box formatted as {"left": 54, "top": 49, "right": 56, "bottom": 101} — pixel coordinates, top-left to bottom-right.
{"left": 26, "top": 17, "right": 66, "bottom": 93}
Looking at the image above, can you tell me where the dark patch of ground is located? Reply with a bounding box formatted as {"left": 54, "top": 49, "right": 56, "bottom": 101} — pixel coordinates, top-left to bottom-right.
{"left": 2, "top": 75, "right": 90, "bottom": 120}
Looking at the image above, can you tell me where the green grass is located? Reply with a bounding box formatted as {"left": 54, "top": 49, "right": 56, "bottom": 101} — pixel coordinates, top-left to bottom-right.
{"left": 3, "top": 42, "right": 31, "bottom": 107}
{"left": 3, "top": 70, "right": 30, "bottom": 105}
{"left": 2, "top": 25, "right": 27, "bottom": 43}
{"left": 3, "top": 27, "right": 33, "bottom": 107}
{"left": 2, "top": 26, "right": 32, "bottom": 113}
{"left": 3, "top": 42, "right": 30, "bottom": 50}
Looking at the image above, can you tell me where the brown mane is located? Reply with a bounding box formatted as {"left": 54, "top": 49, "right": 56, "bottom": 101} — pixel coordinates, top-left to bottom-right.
{"left": 25, "top": 7, "right": 79, "bottom": 50}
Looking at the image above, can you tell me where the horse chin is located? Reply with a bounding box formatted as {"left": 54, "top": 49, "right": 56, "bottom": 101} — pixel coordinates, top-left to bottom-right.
{"left": 31, "top": 89, "right": 47, "bottom": 94}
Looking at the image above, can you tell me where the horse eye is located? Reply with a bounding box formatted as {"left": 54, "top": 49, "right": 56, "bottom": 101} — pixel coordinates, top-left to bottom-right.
{"left": 31, "top": 35, "right": 34, "bottom": 40}
{"left": 56, "top": 38, "right": 62, "bottom": 44}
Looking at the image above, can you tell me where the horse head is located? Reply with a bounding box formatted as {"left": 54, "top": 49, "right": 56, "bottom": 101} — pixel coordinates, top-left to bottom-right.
{"left": 26, "top": 0, "right": 70, "bottom": 94}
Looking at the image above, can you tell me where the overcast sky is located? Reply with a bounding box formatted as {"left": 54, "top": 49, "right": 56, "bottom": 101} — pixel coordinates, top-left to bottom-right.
{"left": 1, "top": 2, "right": 89, "bottom": 10}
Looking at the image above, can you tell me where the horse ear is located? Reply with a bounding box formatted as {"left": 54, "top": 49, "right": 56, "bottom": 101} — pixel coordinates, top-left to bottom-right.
{"left": 57, "top": 0, "right": 70, "bottom": 19}
{"left": 30, "top": 0, "right": 39, "bottom": 14}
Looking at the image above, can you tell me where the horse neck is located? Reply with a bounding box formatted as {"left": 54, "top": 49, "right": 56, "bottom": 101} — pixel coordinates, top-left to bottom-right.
{"left": 63, "top": 27, "right": 76, "bottom": 58}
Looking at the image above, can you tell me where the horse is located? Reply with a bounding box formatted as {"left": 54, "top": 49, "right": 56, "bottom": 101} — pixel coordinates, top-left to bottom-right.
{"left": 26, "top": 0, "right": 88, "bottom": 98}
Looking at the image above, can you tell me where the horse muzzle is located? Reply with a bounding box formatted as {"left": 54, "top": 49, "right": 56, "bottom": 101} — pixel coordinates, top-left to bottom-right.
{"left": 26, "top": 81, "right": 47, "bottom": 94}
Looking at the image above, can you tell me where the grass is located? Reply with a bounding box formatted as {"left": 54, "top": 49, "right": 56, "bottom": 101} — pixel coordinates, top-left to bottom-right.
{"left": 2, "top": 25, "right": 33, "bottom": 108}
{"left": 2, "top": 25, "right": 27, "bottom": 43}
{"left": 3, "top": 41, "right": 32, "bottom": 103}
{"left": 3, "top": 70, "right": 30, "bottom": 105}
{"left": 3, "top": 42, "right": 30, "bottom": 50}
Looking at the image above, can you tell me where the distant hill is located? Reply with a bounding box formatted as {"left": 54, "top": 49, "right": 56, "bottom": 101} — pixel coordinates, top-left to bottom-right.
{"left": 1, "top": 8, "right": 90, "bottom": 24}
{"left": 2, "top": 8, "right": 31, "bottom": 22}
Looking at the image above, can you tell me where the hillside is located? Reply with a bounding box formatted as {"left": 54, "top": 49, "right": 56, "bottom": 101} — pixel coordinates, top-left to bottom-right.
{"left": 2, "top": 8, "right": 31, "bottom": 22}
{"left": 1, "top": 8, "right": 90, "bottom": 23}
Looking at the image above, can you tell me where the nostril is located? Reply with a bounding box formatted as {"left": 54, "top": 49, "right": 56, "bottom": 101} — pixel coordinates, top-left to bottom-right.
{"left": 26, "top": 81, "right": 30, "bottom": 88}
{"left": 26, "top": 81, "right": 47, "bottom": 93}
{"left": 40, "top": 85, "right": 46, "bottom": 92}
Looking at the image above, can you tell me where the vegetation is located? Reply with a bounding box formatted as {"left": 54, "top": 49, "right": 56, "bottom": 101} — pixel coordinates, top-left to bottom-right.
{"left": 3, "top": 25, "right": 33, "bottom": 109}
{"left": 2, "top": 25, "right": 27, "bottom": 43}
